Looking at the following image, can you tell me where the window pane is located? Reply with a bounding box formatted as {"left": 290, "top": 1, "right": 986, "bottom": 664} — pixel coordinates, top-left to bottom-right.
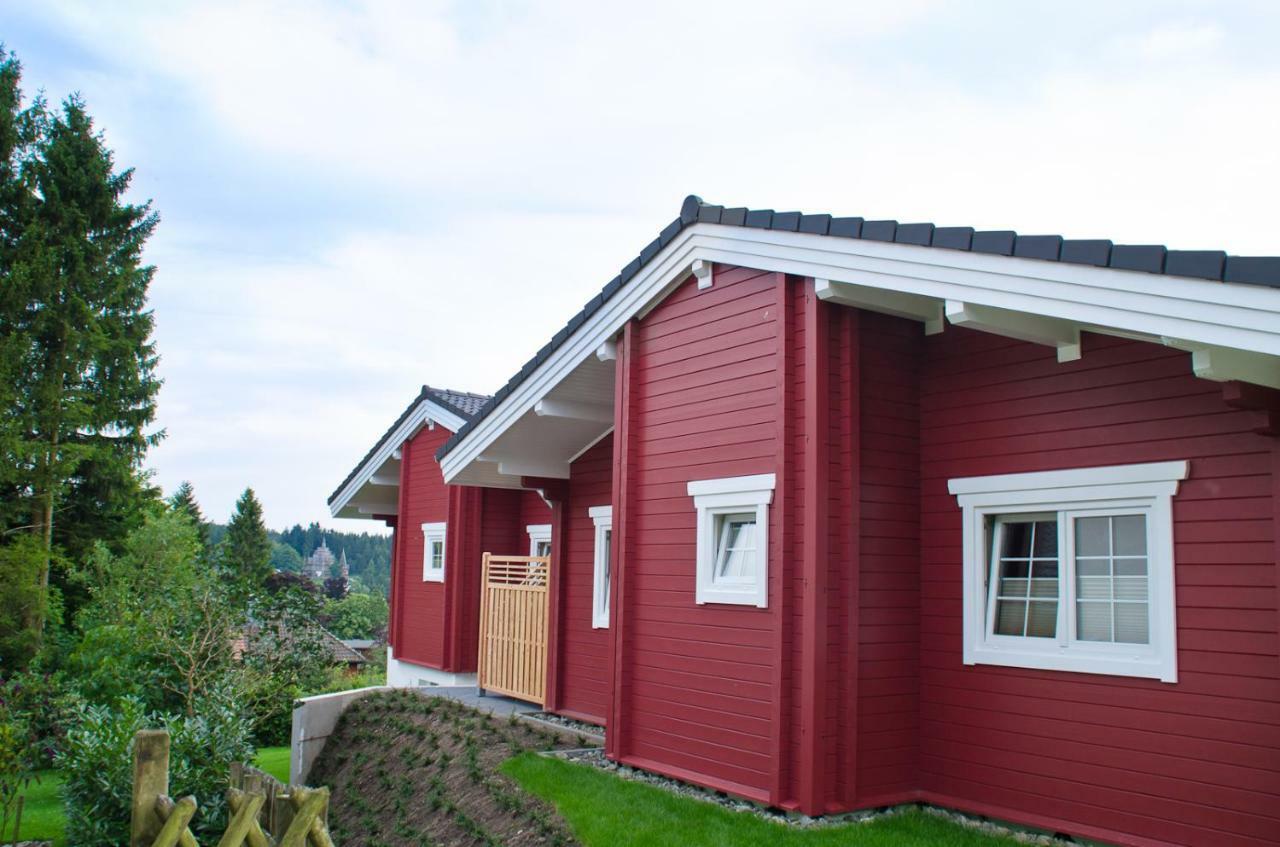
{"left": 431, "top": 541, "right": 443, "bottom": 570}
{"left": 603, "top": 530, "right": 612, "bottom": 582}
{"left": 995, "top": 600, "right": 1027, "bottom": 636}
{"left": 1073, "top": 514, "right": 1149, "bottom": 645}
{"left": 1032, "top": 521, "right": 1058, "bottom": 557}
{"left": 1112, "top": 515, "right": 1147, "bottom": 556}
{"left": 715, "top": 514, "right": 757, "bottom": 580}
{"left": 1027, "top": 601, "right": 1058, "bottom": 637}
{"left": 1001, "top": 522, "right": 1033, "bottom": 558}
{"left": 1114, "top": 603, "right": 1149, "bottom": 644}
{"left": 1075, "top": 517, "right": 1109, "bottom": 556}
{"left": 991, "top": 518, "right": 1059, "bottom": 639}
{"left": 1077, "top": 602, "right": 1112, "bottom": 641}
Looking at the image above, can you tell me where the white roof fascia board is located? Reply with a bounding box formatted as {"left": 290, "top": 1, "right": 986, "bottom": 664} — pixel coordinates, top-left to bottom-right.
{"left": 329, "top": 399, "right": 467, "bottom": 518}
{"left": 440, "top": 224, "right": 1280, "bottom": 484}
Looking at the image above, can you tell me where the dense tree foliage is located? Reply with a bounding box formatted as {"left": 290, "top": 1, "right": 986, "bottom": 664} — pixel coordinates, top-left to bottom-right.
{"left": 322, "top": 592, "right": 388, "bottom": 640}
{"left": 277, "top": 522, "right": 392, "bottom": 594}
{"left": 167, "top": 480, "right": 210, "bottom": 550}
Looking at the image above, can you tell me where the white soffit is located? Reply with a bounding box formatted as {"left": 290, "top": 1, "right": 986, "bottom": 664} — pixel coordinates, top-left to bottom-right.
{"left": 329, "top": 399, "right": 467, "bottom": 519}
{"left": 440, "top": 223, "right": 1280, "bottom": 485}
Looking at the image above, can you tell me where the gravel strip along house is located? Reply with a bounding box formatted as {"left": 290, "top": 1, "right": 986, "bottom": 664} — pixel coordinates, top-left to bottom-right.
{"left": 328, "top": 195, "right": 1280, "bottom": 847}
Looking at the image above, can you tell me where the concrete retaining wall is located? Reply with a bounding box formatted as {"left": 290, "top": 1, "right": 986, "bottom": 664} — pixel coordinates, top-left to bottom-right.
{"left": 290, "top": 686, "right": 389, "bottom": 785}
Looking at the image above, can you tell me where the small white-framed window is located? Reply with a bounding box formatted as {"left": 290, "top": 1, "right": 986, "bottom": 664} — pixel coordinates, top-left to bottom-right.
{"left": 589, "top": 506, "right": 613, "bottom": 628}
{"left": 421, "top": 522, "right": 446, "bottom": 583}
{"left": 948, "top": 461, "right": 1188, "bottom": 683}
{"left": 527, "top": 524, "right": 552, "bottom": 558}
{"left": 687, "top": 474, "right": 775, "bottom": 608}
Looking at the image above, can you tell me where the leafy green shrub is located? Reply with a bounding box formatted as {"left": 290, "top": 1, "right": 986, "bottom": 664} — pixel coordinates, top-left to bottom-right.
{"left": 58, "top": 695, "right": 254, "bottom": 846}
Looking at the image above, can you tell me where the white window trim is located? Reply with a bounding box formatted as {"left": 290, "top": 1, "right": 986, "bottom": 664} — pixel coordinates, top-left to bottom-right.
{"left": 527, "top": 524, "right": 552, "bottom": 558}
{"left": 421, "top": 521, "right": 446, "bottom": 583}
{"left": 589, "top": 505, "right": 613, "bottom": 629}
{"left": 948, "top": 461, "right": 1188, "bottom": 683}
{"left": 687, "top": 474, "right": 775, "bottom": 608}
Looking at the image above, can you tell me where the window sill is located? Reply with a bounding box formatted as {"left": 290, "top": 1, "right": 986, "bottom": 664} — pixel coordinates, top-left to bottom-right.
{"left": 966, "top": 643, "right": 1175, "bottom": 683}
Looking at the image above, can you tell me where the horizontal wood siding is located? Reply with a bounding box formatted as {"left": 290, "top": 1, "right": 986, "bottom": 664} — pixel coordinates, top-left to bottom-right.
{"left": 855, "top": 311, "right": 922, "bottom": 801}
{"left": 917, "top": 328, "right": 1280, "bottom": 847}
{"left": 621, "top": 266, "right": 781, "bottom": 799}
{"left": 557, "top": 434, "right": 614, "bottom": 724}
{"left": 395, "top": 423, "right": 451, "bottom": 669}
{"left": 519, "top": 489, "right": 552, "bottom": 553}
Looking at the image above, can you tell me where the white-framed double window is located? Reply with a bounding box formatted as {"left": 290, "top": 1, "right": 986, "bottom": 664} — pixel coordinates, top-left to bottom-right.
{"left": 948, "top": 461, "right": 1188, "bottom": 683}
{"left": 421, "top": 522, "right": 446, "bottom": 583}
{"left": 687, "top": 474, "right": 775, "bottom": 608}
{"left": 589, "top": 506, "right": 612, "bottom": 628}
{"left": 527, "top": 524, "right": 552, "bottom": 558}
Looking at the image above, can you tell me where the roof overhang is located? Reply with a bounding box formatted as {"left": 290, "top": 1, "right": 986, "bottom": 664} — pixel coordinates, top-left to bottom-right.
{"left": 440, "top": 222, "right": 1280, "bottom": 486}
{"left": 330, "top": 398, "right": 467, "bottom": 519}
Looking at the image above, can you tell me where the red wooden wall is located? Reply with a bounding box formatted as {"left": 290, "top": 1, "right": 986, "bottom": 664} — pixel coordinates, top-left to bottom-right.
{"left": 553, "top": 434, "right": 614, "bottom": 724}
{"left": 915, "top": 327, "right": 1280, "bottom": 847}
{"left": 610, "top": 265, "right": 782, "bottom": 803}
{"left": 392, "top": 422, "right": 451, "bottom": 668}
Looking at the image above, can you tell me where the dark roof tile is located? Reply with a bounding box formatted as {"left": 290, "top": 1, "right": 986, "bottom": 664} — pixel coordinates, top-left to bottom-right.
{"left": 658, "top": 218, "right": 682, "bottom": 247}
{"left": 697, "top": 204, "right": 724, "bottom": 224}
{"left": 1165, "top": 250, "right": 1226, "bottom": 281}
{"left": 798, "top": 214, "right": 832, "bottom": 235}
{"left": 895, "top": 223, "right": 934, "bottom": 246}
{"left": 1110, "top": 245, "right": 1166, "bottom": 274}
{"left": 861, "top": 220, "right": 898, "bottom": 242}
{"left": 639, "top": 237, "right": 662, "bottom": 265}
{"left": 1224, "top": 256, "right": 1280, "bottom": 288}
{"left": 1060, "top": 240, "right": 1112, "bottom": 267}
{"left": 721, "top": 207, "right": 748, "bottom": 226}
{"left": 932, "top": 226, "right": 974, "bottom": 250}
{"left": 972, "top": 230, "right": 1016, "bottom": 255}
{"left": 772, "top": 211, "right": 802, "bottom": 232}
{"left": 744, "top": 209, "right": 774, "bottom": 229}
{"left": 829, "top": 217, "right": 863, "bottom": 238}
{"left": 1014, "top": 235, "right": 1063, "bottom": 261}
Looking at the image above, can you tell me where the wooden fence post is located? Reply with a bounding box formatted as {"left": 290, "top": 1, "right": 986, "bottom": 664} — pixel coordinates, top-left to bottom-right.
{"left": 131, "top": 729, "right": 170, "bottom": 847}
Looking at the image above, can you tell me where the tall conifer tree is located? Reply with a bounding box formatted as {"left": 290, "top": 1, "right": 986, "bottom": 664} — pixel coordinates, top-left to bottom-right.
{"left": 223, "top": 488, "right": 271, "bottom": 595}
{"left": 0, "top": 49, "right": 162, "bottom": 636}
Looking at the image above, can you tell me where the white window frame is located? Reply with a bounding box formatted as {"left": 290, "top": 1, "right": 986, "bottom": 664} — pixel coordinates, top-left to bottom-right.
{"left": 687, "top": 474, "right": 775, "bottom": 608}
{"left": 527, "top": 524, "right": 552, "bottom": 558}
{"left": 589, "top": 506, "right": 613, "bottom": 629}
{"left": 421, "top": 522, "right": 446, "bottom": 583}
{"left": 948, "top": 461, "right": 1188, "bottom": 683}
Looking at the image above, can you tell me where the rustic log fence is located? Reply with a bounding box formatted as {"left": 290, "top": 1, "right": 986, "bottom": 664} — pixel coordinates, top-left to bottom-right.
{"left": 130, "top": 729, "right": 334, "bottom": 847}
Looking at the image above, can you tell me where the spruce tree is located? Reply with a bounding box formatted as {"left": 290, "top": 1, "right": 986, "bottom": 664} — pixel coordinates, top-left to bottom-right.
{"left": 168, "top": 480, "right": 210, "bottom": 549}
{"left": 223, "top": 488, "right": 271, "bottom": 595}
{"left": 0, "top": 50, "right": 162, "bottom": 636}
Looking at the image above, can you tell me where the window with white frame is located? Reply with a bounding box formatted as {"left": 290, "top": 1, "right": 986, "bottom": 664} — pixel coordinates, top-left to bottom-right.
{"left": 589, "top": 506, "right": 612, "bottom": 628}
{"left": 421, "top": 522, "right": 446, "bottom": 582}
{"left": 527, "top": 524, "right": 552, "bottom": 558}
{"left": 948, "top": 461, "right": 1188, "bottom": 682}
{"left": 687, "top": 474, "right": 775, "bottom": 608}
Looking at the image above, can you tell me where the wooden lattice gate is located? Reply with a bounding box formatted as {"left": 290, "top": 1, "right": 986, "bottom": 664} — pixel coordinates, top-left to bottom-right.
{"left": 477, "top": 553, "right": 550, "bottom": 706}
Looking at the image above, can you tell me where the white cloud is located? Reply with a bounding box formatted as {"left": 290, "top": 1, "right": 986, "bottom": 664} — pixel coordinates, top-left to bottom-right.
{"left": 14, "top": 0, "right": 1280, "bottom": 529}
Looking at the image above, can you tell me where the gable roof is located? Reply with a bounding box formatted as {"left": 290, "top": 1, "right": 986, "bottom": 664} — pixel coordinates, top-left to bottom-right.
{"left": 328, "top": 384, "right": 489, "bottom": 507}
{"left": 438, "top": 194, "right": 1280, "bottom": 463}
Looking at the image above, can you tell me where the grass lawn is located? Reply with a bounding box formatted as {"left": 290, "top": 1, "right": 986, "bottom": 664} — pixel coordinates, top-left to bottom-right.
{"left": 503, "top": 753, "right": 1019, "bottom": 847}
{"left": 253, "top": 745, "right": 291, "bottom": 783}
{"left": 13, "top": 770, "right": 65, "bottom": 847}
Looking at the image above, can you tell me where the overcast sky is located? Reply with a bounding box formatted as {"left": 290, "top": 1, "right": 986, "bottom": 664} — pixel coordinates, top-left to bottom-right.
{"left": 5, "top": 1, "right": 1278, "bottom": 532}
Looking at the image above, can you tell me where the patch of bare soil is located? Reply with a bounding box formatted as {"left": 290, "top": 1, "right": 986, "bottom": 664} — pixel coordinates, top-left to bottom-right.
{"left": 309, "top": 690, "right": 586, "bottom": 847}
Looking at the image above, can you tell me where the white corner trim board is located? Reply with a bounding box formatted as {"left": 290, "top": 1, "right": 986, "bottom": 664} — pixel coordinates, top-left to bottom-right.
{"left": 949, "top": 461, "right": 1188, "bottom": 683}
{"left": 439, "top": 220, "right": 1280, "bottom": 485}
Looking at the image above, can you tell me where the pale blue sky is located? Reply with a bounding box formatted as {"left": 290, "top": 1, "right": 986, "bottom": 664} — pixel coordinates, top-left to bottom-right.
{"left": 5, "top": 1, "right": 1278, "bottom": 531}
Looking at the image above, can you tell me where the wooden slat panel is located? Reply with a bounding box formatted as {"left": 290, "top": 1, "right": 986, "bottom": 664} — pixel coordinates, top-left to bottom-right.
{"left": 477, "top": 554, "right": 550, "bottom": 706}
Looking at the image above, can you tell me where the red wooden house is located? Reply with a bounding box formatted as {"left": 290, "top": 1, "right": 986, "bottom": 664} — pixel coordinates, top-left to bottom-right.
{"left": 334, "top": 197, "right": 1280, "bottom": 846}
{"left": 329, "top": 385, "right": 550, "bottom": 687}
